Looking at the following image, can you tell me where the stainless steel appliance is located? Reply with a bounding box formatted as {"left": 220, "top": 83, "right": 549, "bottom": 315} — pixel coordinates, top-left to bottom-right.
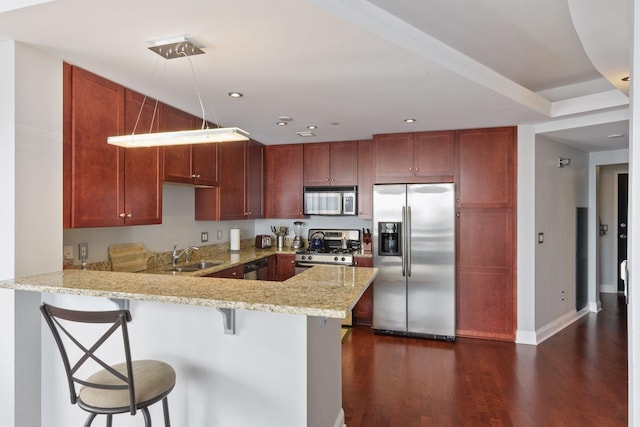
{"left": 373, "top": 183, "right": 456, "bottom": 341}
{"left": 291, "top": 221, "right": 305, "bottom": 249}
{"left": 255, "top": 235, "right": 272, "bottom": 249}
{"left": 244, "top": 257, "right": 269, "bottom": 280}
{"left": 294, "top": 229, "right": 361, "bottom": 271}
{"left": 303, "top": 186, "right": 357, "bottom": 215}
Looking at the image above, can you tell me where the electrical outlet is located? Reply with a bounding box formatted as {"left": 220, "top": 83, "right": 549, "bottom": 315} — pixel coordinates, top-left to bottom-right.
{"left": 63, "top": 245, "right": 73, "bottom": 261}
{"left": 217, "top": 230, "right": 222, "bottom": 240}
{"left": 201, "top": 231, "right": 209, "bottom": 243}
{"left": 78, "top": 243, "right": 88, "bottom": 260}
{"left": 561, "top": 290, "right": 565, "bottom": 301}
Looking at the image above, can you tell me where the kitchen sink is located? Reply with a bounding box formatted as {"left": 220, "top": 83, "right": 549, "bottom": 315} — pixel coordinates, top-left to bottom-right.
{"left": 162, "top": 261, "right": 223, "bottom": 274}
{"left": 183, "top": 261, "right": 223, "bottom": 269}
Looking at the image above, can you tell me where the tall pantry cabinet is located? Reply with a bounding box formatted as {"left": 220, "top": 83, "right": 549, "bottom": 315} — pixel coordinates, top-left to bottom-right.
{"left": 454, "top": 127, "right": 516, "bottom": 341}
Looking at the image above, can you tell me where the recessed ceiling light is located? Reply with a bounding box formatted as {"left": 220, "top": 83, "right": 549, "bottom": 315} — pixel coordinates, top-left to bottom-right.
{"left": 608, "top": 133, "right": 624, "bottom": 138}
{"left": 296, "top": 131, "right": 315, "bottom": 137}
{"left": 622, "top": 76, "right": 631, "bottom": 82}
{"left": 276, "top": 121, "right": 288, "bottom": 126}
{"left": 404, "top": 118, "right": 416, "bottom": 123}
{"left": 228, "top": 92, "right": 243, "bottom": 98}
{"left": 307, "top": 125, "right": 317, "bottom": 130}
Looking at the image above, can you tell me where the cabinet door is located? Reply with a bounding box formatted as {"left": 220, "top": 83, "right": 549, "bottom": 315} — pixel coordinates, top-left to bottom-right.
{"left": 413, "top": 131, "right": 455, "bottom": 181}
{"left": 123, "top": 90, "right": 162, "bottom": 225}
{"left": 276, "top": 253, "right": 296, "bottom": 281}
{"left": 162, "top": 105, "right": 196, "bottom": 184}
{"left": 206, "top": 265, "right": 244, "bottom": 279}
{"left": 455, "top": 127, "right": 515, "bottom": 208}
{"left": 329, "top": 140, "right": 358, "bottom": 185}
{"left": 218, "top": 141, "right": 247, "bottom": 220}
{"left": 245, "top": 140, "right": 264, "bottom": 219}
{"left": 373, "top": 133, "right": 414, "bottom": 183}
{"left": 192, "top": 143, "right": 218, "bottom": 186}
{"left": 357, "top": 140, "right": 373, "bottom": 218}
{"left": 303, "top": 143, "right": 331, "bottom": 185}
{"left": 353, "top": 256, "right": 374, "bottom": 325}
{"left": 68, "top": 66, "right": 125, "bottom": 228}
{"left": 264, "top": 144, "right": 304, "bottom": 218}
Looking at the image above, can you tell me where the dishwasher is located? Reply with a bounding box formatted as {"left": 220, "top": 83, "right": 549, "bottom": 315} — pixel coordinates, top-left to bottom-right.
{"left": 243, "top": 258, "right": 269, "bottom": 280}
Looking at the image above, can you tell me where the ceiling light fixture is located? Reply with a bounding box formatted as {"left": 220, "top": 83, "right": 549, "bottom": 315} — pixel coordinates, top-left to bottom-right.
{"left": 107, "top": 36, "right": 249, "bottom": 148}
{"left": 276, "top": 121, "right": 288, "bottom": 126}
{"left": 228, "top": 92, "right": 243, "bottom": 98}
{"left": 404, "top": 118, "right": 416, "bottom": 123}
{"left": 622, "top": 76, "right": 631, "bottom": 82}
{"left": 307, "top": 125, "right": 317, "bottom": 130}
{"left": 296, "top": 131, "right": 315, "bottom": 137}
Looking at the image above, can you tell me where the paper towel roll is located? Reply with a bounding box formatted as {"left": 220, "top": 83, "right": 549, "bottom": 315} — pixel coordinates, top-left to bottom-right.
{"left": 230, "top": 228, "right": 241, "bottom": 252}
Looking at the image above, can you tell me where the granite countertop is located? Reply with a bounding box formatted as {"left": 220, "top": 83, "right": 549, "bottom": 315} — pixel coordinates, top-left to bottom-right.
{"left": 0, "top": 265, "right": 377, "bottom": 319}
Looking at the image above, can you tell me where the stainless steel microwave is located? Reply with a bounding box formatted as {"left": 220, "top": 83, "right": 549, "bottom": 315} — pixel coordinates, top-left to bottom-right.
{"left": 303, "top": 186, "right": 357, "bottom": 216}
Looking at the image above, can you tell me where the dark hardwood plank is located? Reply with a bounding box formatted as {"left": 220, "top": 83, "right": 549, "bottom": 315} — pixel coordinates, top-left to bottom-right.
{"left": 342, "top": 293, "right": 627, "bottom": 426}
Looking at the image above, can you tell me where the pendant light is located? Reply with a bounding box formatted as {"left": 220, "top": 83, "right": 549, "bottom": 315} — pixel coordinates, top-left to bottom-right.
{"left": 107, "top": 36, "right": 249, "bottom": 148}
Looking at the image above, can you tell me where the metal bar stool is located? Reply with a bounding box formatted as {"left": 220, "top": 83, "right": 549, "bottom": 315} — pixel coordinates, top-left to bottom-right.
{"left": 40, "top": 303, "right": 175, "bottom": 427}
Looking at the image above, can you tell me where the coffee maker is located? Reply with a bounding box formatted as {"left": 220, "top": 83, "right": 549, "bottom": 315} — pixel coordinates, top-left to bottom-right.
{"left": 291, "top": 221, "right": 305, "bottom": 250}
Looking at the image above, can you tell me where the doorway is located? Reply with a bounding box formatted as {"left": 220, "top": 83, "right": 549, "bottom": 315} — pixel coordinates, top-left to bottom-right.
{"left": 617, "top": 173, "right": 628, "bottom": 292}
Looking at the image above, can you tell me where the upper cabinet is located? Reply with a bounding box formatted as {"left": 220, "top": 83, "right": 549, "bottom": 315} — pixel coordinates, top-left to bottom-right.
{"left": 195, "top": 140, "right": 264, "bottom": 221}
{"left": 373, "top": 131, "right": 454, "bottom": 183}
{"left": 63, "top": 64, "right": 162, "bottom": 228}
{"left": 264, "top": 144, "right": 304, "bottom": 218}
{"left": 303, "top": 141, "right": 358, "bottom": 186}
{"left": 162, "top": 105, "right": 218, "bottom": 187}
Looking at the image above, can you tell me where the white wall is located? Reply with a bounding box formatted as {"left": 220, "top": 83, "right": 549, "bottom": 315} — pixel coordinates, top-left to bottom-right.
{"left": 598, "top": 164, "right": 629, "bottom": 292}
{"left": 0, "top": 41, "right": 63, "bottom": 427}
{"left": 534, "top": 135, "right": 588, "bottom": 330}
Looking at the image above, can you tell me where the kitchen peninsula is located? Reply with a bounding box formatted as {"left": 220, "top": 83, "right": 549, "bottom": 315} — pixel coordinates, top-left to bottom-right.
{"left": 0, "top": 265, "right": 377, "bottom": 427}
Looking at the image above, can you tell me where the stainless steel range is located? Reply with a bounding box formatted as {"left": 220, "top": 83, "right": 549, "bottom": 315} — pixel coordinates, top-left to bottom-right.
{"left": 295, "top": 229, "right": 361, "bottom": 267}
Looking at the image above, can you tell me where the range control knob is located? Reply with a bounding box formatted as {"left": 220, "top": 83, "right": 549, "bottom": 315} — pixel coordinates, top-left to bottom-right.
{"left": 334, "top": 256, "right": 339, "bottom": 262}
{"left": 341, "top": 257, "right": 346, "bottom": 262}
{"left": 308, "top": 255, "right": 313, "bottom": 261}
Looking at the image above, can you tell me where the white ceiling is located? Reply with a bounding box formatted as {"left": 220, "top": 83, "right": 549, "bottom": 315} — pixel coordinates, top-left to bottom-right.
{"left": 0, "top": 0, "right": 630, "bottom": 151}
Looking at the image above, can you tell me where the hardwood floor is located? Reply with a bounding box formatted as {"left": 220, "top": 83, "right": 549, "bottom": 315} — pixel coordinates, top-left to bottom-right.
{"left": 342, "top": 293, "right": 627, "bottom": 427}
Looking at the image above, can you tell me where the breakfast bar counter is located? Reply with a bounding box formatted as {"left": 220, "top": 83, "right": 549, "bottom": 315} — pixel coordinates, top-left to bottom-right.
{"left": 0, "top": 266, "right": 377, "bottom": 427}
{"left": 0, "top": 265, "right": 376, "bottom": 319}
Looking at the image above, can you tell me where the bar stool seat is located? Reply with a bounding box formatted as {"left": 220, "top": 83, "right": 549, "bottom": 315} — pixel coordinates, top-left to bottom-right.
{"left": 40, "top": 303, "right": 176, "bottom": 427}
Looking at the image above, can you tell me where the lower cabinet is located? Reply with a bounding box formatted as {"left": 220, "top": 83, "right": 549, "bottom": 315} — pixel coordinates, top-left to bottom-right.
{"left": 353, "top": 256, "right": 373, "bottom": 326}
{"left": 276, "top": 253, "right": 296, "bottom": 281}
{"left": 205, "top": 265, "right": 244, "bottom": 279}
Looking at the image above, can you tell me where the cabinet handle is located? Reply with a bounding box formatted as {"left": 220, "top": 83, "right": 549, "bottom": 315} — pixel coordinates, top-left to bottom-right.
{"left": 415, "top": 168, "right": 419, "bottom": 172}
{"left": 456, "top": 213, "right": 460, "bottom": 217}
{"left": 192, "top": 174, "right": 201, "bottom": 178}
{"left": 127, "top": 213, "right": 132, "bottom": 218}
{"left": 119, "top": 213, "right": 126, "bottom": 218}
{"left": 326, "top": 178, "right": 330, "bottom": 182}
{"left": 232, "top": 272, "right": 237, "bottom": 277}
{"left": 331, "top": 178, "right": 335, "bottom": 182}
{"left": 456, "top": 199, "right": 460, "bottom": 203}
{"left": 408, "top": 167, "right": 412, "bottom": 171}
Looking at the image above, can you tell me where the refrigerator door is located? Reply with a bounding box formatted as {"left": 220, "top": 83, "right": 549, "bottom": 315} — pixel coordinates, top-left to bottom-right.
{"left": 373, "top": 184, "right": 407, "bottom": 332}
{"left": 406, "top": 183, "right": 456, "bottom": 337}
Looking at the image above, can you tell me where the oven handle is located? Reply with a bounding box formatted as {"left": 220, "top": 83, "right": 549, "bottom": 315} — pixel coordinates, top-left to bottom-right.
{"left": 295, "top": 262, "right": 352, "bottom": 268}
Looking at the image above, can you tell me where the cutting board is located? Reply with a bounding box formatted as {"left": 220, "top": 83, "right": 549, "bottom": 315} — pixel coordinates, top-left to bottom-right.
{"left": 108, "top": 242, "right": 149, "bottom": 272}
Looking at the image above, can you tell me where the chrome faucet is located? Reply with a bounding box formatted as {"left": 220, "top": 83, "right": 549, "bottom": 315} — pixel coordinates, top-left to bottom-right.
{"left": 172, "top": 245, "right": 200, "bottom": 267}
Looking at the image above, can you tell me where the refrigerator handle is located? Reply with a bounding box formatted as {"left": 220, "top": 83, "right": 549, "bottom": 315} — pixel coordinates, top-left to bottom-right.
{"left": 407, "top": 206, "right": 411, "bottom": 277}
{"left": 401, "top": 206, "right": 406, "bottom": 277}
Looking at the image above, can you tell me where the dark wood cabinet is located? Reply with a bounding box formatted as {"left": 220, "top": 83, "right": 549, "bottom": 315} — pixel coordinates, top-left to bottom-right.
{"left": 205, "top": 265, "right": 244, "bottom": 279}
{"left": 162, "top": 105, "right": 218, "bottom": 186}
{"left": 357, "top": 140, "right": 374, "bottom": 218}
{"left": 454, "top": 126, "right": 516, "bottom": 341}
{"left": 276, "top": 253, "right": 296, "bottom": 281}
{"left": 195, "top": 140, "right": 263, "bottom": 221}
{"left": 303, "top": 141, "right": 358, "bottom": 186}
{"left": 353, "top": 256, "right": 374, "bottom": 326}
{"left": 64, "top": 65, "right": 163, "bottom": 228}
{"left": 374, "top": 131, "right": 454, "bottom": 183}
{"left": 264, "top": 144, "right": 305, "bottom": 218}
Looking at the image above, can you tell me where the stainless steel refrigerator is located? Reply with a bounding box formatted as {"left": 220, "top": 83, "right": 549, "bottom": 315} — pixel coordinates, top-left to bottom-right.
{"left": 373, "top": 183, "right": 456, "bottom": 340}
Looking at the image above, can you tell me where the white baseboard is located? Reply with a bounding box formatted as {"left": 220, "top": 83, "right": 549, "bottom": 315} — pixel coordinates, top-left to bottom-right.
{"left": 600, "top": 283, "right": 618, "bottom": 294}
{"left": 334, "top": 408, "right": 346, "bottom": 427}
{"left": 535, "top": 307, "right": 590, "bottom": 344}
{"left": 515, "top": 330, "right": 537, "bottom": 345}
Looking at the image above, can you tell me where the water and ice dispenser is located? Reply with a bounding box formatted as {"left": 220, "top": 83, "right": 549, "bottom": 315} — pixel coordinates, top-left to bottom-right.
{"left": 378, "top": 222, "right": 401, "bottom": 256}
